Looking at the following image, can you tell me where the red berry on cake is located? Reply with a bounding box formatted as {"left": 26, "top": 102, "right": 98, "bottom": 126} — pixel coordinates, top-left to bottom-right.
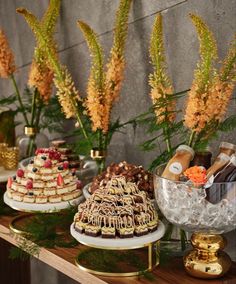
{"left": 63, "top": 161, "right": 69, "bottom": 169}
{"left": 44, "top": 160, "right": 52, "bottom": 168}
{"left": 7, "top": 177, "right": 12, "bottom": 188}
{"left": 57, "top": 174, "right": 64, "bottom": 186}
{"left": 77, "top": 180, "right": 83, "bottom": 189}
{"left": 17, "top": 169, "right": 24, "bottom": 178}
{"left": 26, "top": 180, "right": 33, "bottom": 190}
{"left": 54, "top": 152, "right": 61, "bottom": 161}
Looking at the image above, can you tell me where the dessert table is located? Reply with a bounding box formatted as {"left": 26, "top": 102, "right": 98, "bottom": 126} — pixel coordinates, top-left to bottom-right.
{"left": 0, "top": 211, "right": 236, "bottom": 284}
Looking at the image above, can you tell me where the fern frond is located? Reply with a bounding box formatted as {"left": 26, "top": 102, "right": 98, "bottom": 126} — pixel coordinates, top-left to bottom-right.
{"left": 220, "top": 34, "right": 236, "bottom": 83}
{"left": 190, "top": 13, "right": 218, "bottom": 93}
{"left": 77, "top": 21, "right": 104, "bottom": 92}
{"left": 149, "top": 14, "right": 171, "bottom": 88}
{"left": 112, "top": 0, "right": 132, "bottom": 57}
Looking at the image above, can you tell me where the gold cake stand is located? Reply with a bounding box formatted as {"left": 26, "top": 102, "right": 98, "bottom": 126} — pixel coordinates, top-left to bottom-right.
{"left": 71, "top": 221, "right": 165, "bottom": 277}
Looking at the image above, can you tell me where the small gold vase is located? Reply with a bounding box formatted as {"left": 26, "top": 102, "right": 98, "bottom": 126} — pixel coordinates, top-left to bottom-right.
{"left": 184, "top": 232, "right": 232, "bottom": 279}
{"left": 2, "top": 147, "right": 19, "bottom": 170}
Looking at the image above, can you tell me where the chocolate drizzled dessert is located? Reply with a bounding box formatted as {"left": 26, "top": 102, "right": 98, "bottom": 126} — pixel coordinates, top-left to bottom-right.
{"left": 74, "top": 177, "right": 158, "bottom": 238}
{"left": 89, "top": 161, "right": 154, "bottom": 198}
{"left": 6, "top": 148, "right": 82, "bottom": 203}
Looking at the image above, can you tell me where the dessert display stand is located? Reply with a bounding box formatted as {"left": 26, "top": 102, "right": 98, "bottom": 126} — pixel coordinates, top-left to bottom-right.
{"left": 70, "top": 221, "right": 165, "bottom": 277}
{"left": 4, "top": 192, "right": 84, "bottom": 235}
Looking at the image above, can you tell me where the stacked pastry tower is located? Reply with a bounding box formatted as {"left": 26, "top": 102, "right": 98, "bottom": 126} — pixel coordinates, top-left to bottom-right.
{"left": 51, "top": 140, "right": 81, "bottom": 169}
{"left": 6, "top": 148, "right": 82, "bottom": 203}
{"left": 74, "top": 176, "right": 158, "bottom": 238}
{"left": 89, "top": 161, "right": 154, "bottom": 199}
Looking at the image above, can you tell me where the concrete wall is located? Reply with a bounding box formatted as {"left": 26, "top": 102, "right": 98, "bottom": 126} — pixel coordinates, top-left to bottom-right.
{"left": 0, "top": 1, "right": 235, "bottom": 283}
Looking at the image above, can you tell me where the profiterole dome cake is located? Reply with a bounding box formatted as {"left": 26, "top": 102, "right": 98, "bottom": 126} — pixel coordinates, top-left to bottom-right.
{"left": 6, "top": 148, "right": 82, "bottom": 203}
{"left": 74, "top": 176, "right": 158, "bottom": 238}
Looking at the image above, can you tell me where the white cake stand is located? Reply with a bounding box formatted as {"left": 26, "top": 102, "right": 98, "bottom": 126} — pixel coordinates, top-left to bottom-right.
{"left": 82, "top": 183, "right": 91, "bottom": 199}
{"left": 4, "top": 192, "right": 84, "bottom": 213}
{"left": 70, "top": 221, "right": 165, "bottom": 276}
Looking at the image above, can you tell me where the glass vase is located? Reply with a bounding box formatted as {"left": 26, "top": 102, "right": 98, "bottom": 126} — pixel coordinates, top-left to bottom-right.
{"left": 90, "top": 148, "right": 106, "bottom": 174}
{"left": 16, "top": 127, "right": 49, "bottom": 160}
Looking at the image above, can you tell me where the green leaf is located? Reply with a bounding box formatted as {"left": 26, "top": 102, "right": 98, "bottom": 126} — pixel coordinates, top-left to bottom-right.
{"left": 218, "top": 114, "right": 236, "bottom": 132}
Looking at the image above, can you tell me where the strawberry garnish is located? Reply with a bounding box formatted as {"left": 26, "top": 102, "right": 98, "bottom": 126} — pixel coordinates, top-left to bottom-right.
{"left": 17, "top": 169, "right": 24, "bottom": 178}
{"left": 57, "top": 174, "right": 64, "bottom": 186}
{"left": 7, "top": 177, "right": 12, "bottom": 188}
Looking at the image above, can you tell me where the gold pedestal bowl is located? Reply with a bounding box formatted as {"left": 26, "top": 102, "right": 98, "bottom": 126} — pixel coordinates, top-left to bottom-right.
{"left": 154, "top": 165, "right": 236, "bottom": 279}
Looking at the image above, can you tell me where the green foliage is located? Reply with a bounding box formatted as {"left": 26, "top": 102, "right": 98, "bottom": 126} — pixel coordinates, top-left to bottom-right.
{"left": 9, "top": 206, "right": 78, "bottom": 260}
{"left": 218, "top": 114, "right": 236, "bottom": 132}
{"left": 77, "top": 248, "right": 156, "bottom": 280}
{"left": 112, "top": 0, "right": 132, "bottom": 56}
{"left": 190, "top": 13, "right": 218, "bottom": 93}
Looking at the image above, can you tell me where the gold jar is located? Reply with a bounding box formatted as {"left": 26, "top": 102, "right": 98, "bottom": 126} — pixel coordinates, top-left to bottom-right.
{"left": 3, "top": 147, "right": 19, "bottom": 170}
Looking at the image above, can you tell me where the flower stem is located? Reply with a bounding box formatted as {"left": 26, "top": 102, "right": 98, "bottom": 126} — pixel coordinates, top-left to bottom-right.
{"left": 188, "top": 131, "right": 195, "bottom": 147}
{"left": 163, "top": 125, "right": 171, "bottom": 153}
{"left": 75, "top": 112, "right": 92, "bottom": 147}
{"left": 10, "top": 74, "right": 29, "bottom": 125}
{"left": 30, "top": 88, "right": 37, "bottom": 126}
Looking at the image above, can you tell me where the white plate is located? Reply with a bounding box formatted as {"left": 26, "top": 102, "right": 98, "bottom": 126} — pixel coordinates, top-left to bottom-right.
{"left": 82, "top": 183, "right": 92, "bottom": 199}
{"left": 70, "top": 221, "right": 165, "bottom": 249}
{"left": 0, "top": 166, "right": 19, "bottom": 183}
{"left": 4, "top": 192, "right": 85, "bottom": 213}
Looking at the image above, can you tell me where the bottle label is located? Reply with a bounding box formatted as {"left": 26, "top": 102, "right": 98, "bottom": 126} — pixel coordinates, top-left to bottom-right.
{"left": 218, "top": 152, "right": 230, "bottom": 161}
{"left": 169, "top": 162, "right": 183, "bottom": 175}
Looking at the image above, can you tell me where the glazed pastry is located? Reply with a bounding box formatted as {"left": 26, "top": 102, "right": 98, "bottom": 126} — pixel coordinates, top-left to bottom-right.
{"left": 6, "top": 148, "right": 82, "bottom": 204}
{"left": 74, "top": 177, "right": 158, "bottom": 238}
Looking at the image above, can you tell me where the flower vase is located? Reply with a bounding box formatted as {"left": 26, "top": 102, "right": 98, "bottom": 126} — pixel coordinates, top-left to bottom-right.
{"left": 16, "top": 126, "right": 49, "bottom": 160}
{"left": 90, "top": 148, "right": 106, "bottom": 174}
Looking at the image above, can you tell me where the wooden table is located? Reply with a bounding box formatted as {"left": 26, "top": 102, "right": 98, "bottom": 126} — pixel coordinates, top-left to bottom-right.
{"left": 0, "top": 213, "right": 236, "bottom": 284}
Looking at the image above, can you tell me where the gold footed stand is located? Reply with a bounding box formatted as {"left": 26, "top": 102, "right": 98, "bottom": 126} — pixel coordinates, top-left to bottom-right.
{"left": 184, "top": 232, "right": 232, "bottom": 279}
{"left": 75, "top": 241, "right": 160, "bottom": 277}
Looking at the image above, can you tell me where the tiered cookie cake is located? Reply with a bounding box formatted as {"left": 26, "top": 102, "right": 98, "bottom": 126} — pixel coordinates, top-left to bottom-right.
{"left": 74, "top": 176, "right": 158, "bottom": 238}
{"left": 6, "top": 148, "right": 82, "bottom": 203}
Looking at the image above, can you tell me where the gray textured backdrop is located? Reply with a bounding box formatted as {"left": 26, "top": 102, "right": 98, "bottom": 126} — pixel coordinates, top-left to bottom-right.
{"left": 0, "top": 1, "right": 236, "bottom": 283}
